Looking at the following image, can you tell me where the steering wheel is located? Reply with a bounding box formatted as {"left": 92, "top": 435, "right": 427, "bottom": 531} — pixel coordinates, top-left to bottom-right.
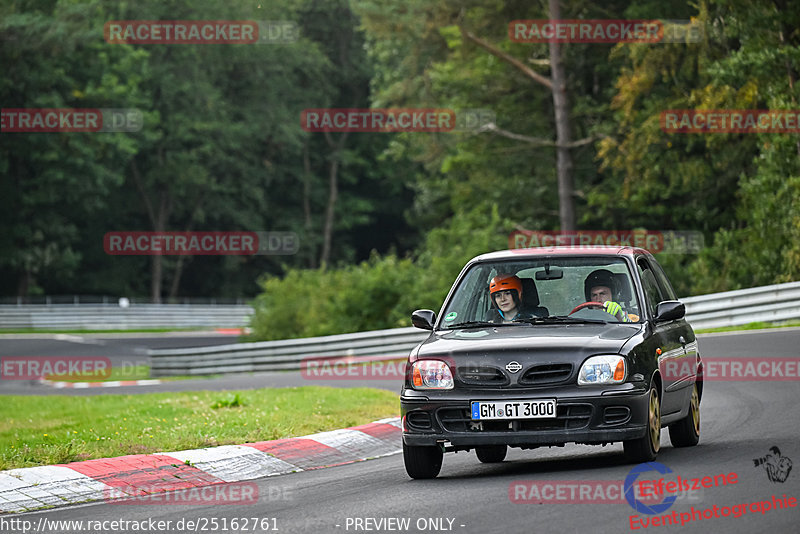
{"left": 569, "top": 301, "right": 605, "bottom": 315}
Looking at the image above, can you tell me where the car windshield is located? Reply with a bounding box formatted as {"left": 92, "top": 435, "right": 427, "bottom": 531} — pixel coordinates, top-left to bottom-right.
{"left": 440, "top": 256, "right": 642, "bottom": 328}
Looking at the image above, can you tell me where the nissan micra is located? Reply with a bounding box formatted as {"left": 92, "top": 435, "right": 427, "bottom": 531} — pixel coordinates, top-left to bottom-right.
{"left": 401, "top": 246, "right": 702, "bottom": 478}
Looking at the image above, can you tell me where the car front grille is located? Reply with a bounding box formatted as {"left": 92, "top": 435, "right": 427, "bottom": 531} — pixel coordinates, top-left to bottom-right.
{"left": 438, "top": 404, "right": 592, "bottom": 433}
{"left": 456, "top": 366, "right": 509, "bottom": 386}
{"left": 518, "top": 363, "right": 573, "bottom": 386}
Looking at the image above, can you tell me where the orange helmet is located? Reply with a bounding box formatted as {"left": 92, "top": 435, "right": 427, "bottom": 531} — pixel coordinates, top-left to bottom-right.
{"left": 489, "top": 274, "right": 523, "bottom": 303}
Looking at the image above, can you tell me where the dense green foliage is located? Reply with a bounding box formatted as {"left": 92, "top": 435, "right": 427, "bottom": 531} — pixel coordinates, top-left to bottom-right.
{"left": 3, "top": 0, "right": 799, "bottom": 338}
{"left": 250, "top": 206, "right": 506, "bottom": 339}
{"left": 1, "top": 0, "right": 417, "bottom": 300}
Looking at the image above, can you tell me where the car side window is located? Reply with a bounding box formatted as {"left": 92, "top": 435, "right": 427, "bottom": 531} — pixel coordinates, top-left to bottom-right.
{"left": 637, "top": 258, "right": 664, "bottom": 318}
{"left": 651, "top": 260, "right": 678, "bottom": 301}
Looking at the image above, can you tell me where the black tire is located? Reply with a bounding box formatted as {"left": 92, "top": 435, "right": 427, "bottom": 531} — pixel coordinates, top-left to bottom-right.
{"left": 669, "top": 383, "right": 700, "bottom": 447}
{"left": 403, "top": 442, "right": 443, "bottom": 479}
{"left": 623, "top": 385, "right": 661, "bottom": 463}
{"left": 475, "top": 445, "right": 507, "bottom": 463}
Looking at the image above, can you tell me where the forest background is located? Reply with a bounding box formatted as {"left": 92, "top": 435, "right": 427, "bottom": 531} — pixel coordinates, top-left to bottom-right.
{"left": 2, "top": 0, "right": 798, "bottom": 340}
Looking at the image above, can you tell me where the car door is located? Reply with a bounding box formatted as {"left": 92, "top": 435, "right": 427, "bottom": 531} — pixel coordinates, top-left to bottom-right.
{"left": 651, "top": 258, "right": 698, "bottom": 409}
{"left": 636, "top": 256, "right": 685, "bottom": 417}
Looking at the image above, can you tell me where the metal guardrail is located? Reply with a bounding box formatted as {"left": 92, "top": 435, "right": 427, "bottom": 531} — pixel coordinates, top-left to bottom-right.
{"left": 0, "top": 295, "right": 249, "bottom": 305}
{"left": 680, "top": 281, "right": 800, "bottom": 330}
{"left": 148, "top": 281, "right": 800, "bottom": 377}
{"left": 0, "top": 304, "right": 253, "bottom": 330}
{"left": 150, "top": 327, "right": 428, "bottom": 376}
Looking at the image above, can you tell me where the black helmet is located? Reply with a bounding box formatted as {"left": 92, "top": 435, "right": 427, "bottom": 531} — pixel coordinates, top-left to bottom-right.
{"left": 584, "top": 269, "right": 617, "bottom": 301}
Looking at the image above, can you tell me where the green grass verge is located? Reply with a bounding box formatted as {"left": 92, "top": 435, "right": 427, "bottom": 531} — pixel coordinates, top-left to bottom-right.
{"left": 0, "top": 386, "right": 398, "bottom": 470}
{"left": 695, "top": 321, "right": 800, "bottom": 334}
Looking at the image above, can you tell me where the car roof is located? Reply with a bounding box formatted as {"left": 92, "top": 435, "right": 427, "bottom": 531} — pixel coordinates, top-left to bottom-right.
{"left": 471, "top": 245, "right": 651, "bottom": 262}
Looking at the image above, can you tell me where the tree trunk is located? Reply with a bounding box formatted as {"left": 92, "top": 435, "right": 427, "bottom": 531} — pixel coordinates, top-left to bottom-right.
{"left": 548, "top": 0, "right": 576, "bottom": 231}
{"left": 150, "top": 195, "right": 169, "bottom": 303}
{"left": 151, "top": 253, "right": 162, "bottom": 303}
{"left": 167, "top": 195, "right": 204, "bottom": 300}
{"left": 320, "top": 131, "right": 349, "bottom": 267}
{"left": 320, "top": 156, "right": 339, "bottom": 268}
{"left": 130, "top": 152, "right": 172, "bottom": 303}
{"left": 302, "top": 141, "right": 317, "bottom": 269}
{"left": 459, "top": 11, "right": 580, "bottom": 231}
{"left": 17, "top": 270, "right": 30, "bottom": 297}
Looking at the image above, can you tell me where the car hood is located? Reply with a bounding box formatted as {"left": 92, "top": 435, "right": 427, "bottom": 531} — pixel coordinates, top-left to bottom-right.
{"left": 415, "top": 323, "right": 642, "bottom": 364}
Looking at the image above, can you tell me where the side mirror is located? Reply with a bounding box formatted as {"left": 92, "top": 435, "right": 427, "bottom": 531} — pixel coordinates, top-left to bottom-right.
{"left": 655, "top": 300, "right": 685, "bottom": 322}
{"left": 411, "top": 309, "right": 436, "bottom": 330}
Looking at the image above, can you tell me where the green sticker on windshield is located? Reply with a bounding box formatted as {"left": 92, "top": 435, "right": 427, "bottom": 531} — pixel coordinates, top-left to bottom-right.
{"left": 444, "top": 312, "right": 458, "bottom": 321}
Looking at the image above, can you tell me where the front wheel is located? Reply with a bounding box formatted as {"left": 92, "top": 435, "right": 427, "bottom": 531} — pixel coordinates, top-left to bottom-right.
{"left": 623, "top": 385, "right": 661, "bottom": 463}
{"left": 403, "top": 442, "right": 443, "bottom": 479}
{"left": 669, "top": 383, "right": 700, "bottom": 447}
{"left": 476, "top": 445, "right": 507, "bottom": 463}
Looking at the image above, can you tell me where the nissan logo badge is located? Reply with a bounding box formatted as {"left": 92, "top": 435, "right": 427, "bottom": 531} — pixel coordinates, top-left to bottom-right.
{"left": 506, "top": 361, "right": 522, "bottom": 373}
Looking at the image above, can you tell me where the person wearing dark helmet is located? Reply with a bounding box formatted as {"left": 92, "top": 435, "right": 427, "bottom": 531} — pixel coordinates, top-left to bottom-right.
{"left": 489, "top": 274, "right": 532, "bottom": 323}
{"left": 584, "top": 269, "right": 630, "bottom": 322}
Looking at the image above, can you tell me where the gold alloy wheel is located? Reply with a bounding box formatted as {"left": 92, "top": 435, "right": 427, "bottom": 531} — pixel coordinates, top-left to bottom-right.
{"left": 650, "top": 388, "right": 661, "bottom": 453}
{"left": 690, "top": 384, "right": 700, "bottom": 435}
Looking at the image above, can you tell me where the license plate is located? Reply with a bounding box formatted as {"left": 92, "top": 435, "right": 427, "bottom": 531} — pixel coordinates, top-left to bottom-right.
{"left": 471, "top": 399, "right": 556, "bottom": 420}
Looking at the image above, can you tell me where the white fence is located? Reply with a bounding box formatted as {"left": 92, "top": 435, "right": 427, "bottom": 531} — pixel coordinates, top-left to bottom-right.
{"left": 147, "top": 281, "right": 800, "bottom": 377}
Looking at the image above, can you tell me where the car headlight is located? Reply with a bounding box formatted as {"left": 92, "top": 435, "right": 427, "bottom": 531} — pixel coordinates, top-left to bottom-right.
{"left": 578, "top": 355, "right": 626, "bottom": 385}
{"left": 411, "top": 360, "right": 454, "bottom": 390}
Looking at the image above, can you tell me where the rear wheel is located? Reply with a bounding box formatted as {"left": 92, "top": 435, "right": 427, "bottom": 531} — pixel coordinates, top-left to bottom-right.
{"left": 669, "top": 383, "right": 700, "bottom": 447}
{"left": 475, "top": 445, "right": 507, "bottom": 463}
{"left": 623, "top": 385, "right": 661, "bottom": 463}
{"left": 403, "top": 442, "right": 443, "bottom": 479}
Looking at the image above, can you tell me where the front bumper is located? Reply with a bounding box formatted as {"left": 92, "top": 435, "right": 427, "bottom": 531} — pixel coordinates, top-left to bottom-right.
{"left": 401, "top": 383, "right": 650, "bottom": 448}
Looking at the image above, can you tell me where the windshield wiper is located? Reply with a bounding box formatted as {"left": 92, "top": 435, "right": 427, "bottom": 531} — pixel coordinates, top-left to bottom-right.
{"left": 514, "top": 315, "right": 607, "bottom": 325}
{"left": 445, "top": 320, "right": 522, "bottom": 329}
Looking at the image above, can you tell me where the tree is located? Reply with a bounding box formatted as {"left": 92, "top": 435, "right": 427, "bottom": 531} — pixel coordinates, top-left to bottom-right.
{"left": 356, "top": 0, "right": 615, "bottom": 231}
{"left": 104, "top": 0, "right": 329, "bottom": 301}
{"left": 0, "top": 0, "right": 146, "bottom": 296}
{"left": 596, "top": 0, "right": 800, "bottom": 293}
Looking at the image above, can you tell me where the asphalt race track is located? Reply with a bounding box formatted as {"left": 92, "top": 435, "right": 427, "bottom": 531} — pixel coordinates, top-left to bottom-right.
{"left": 4, "top": 328, "right": 800, "bottom": 533}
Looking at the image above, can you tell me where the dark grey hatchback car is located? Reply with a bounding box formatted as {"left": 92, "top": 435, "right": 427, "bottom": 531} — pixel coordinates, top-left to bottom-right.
{"left": 401, "top": 246, "right": 702, "bottom": 479}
